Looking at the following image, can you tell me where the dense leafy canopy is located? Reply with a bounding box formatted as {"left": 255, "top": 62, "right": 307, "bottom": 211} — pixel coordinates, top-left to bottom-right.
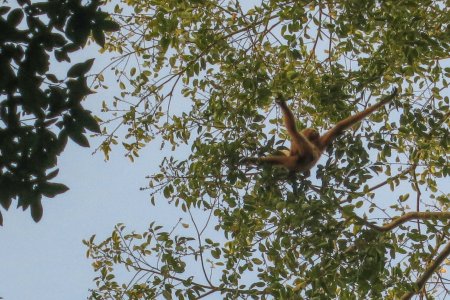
{"left": 85, "top": 0, "right": 449, "bottom": 299}
{"left": 0, "top": 0, "right": 119, "bottom": 224}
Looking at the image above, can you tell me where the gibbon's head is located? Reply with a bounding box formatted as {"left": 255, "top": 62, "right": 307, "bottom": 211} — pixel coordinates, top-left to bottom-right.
{"left": 302, "top": 128, "right": 320, "bottom": 142}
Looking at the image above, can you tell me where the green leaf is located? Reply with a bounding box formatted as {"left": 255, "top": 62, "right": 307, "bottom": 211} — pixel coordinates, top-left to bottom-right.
{"left": 92, "top": 28, "right": 106, "bottom": 47}
{"left": 50, "top": 33, "right": 67, "bottom": 47}
{"left": 68, "top": 130, "right": 90, "bottom": 147}
{"left": 30, "top": 200, "right": 43, "bottom": 222}
{"left": 45, "top": 169, "right": 60, "bottom": 180}
{"left": 0, "top": 6, "right": 11, "bottom": 15}
{"left": 74, "top": 109, "right": 101, "bottom": 133}
{"left": 0, "top": 189, "right": 12, "bottom": 210}
{"left": 66, "top": 14, "right": 91, "bottom": 45}
{"left": 7, "top": 8, "right": 23, "bottom": 27}
{"left": 67, "top": 58, "right": 95, "bottom": 78}
{"left": 101, "top": 20, "right": 120, "bottom": 32}
{"left": 40, "top": 182, "right": 70, "bottom": 198}
{"left": 45, "top": 73, "right": 60, "bottom": 83}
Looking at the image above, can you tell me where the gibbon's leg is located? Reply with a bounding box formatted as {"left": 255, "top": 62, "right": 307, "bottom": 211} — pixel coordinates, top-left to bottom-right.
{"left": 242, "top": 149, "right": 291, "bottom": 169}
{"left": 258, "top": 154, "right": 299, "bottom": 170}
{"left": 318, "top": 87, "right": 398, "bottom": 150}
{"left": 280, "top": 149, "right": 291, "bottom": 156}
{"left": 276, "top": 99, "right": 315, "bottom": 155}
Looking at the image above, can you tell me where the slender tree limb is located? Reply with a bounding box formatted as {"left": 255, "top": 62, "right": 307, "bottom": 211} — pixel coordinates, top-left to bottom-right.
{"left": 340, "top": 166, "right": 413, "bottom": 204}
{"left": 196, "top": 288, "right": 219, "bottom": 299}
{"left": 187, "top": 208, "right": 213, "bottom": 287}
{"left": 351, "top": 212, "right": 450, "bottom": 232}
{"left": 401, "top": 241, "right": 450, "bottom": 300}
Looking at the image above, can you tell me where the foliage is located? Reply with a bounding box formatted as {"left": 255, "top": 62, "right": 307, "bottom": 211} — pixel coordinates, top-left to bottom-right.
{"left": 0, "top": 0, "right": 119, "bottom": 224}
{"left": 86, "top": 0, "right": 449, "bottom": 299}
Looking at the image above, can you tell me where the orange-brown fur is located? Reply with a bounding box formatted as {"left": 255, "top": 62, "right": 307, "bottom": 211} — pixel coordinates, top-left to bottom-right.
{"left": 253, "top": 88, "right": 398, "bottom": 172}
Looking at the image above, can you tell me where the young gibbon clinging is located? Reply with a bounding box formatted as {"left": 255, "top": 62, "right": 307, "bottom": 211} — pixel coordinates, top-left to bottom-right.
{"left": 247, "top": 88, "right": 398, "bottom": 173}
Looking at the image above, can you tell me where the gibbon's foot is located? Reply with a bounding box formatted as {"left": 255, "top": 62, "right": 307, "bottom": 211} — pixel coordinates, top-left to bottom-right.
{"left": 241, "top": 157, "right": 258, "bottom": 165}
{"left": 288, "top": 169, "right": 310, "bottom": 180}
{"left": 275, "top": 93, "right": 286, "bottom": 104}
{"left": 391, "top": 87, "right": 398, "bottom": 96}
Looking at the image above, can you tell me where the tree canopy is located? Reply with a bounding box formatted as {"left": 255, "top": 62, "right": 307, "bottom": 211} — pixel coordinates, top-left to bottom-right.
{"left": 0, "top": 0, "right": 119, "bottom": 224}
{"left": 78, "top": 0, "right": 448, "bottom": 298}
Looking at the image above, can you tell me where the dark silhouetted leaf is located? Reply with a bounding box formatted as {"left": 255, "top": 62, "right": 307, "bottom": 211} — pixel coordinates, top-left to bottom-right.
{"left": 67, "top": 58, "right": 95, "bottom": 78}
{"left": 101, "top": 20, "right": 120, "bottom": 32}
{"left": 68, "top": 130, "right": 90, "bottom": 147}
{"left": 45, "top": 73, "right": 60, "bottom": 83}
{"left": 31, "top": 199, "right": 43, "bottom": 222}
{"left": 40, "top": 182, "right": 70, "bottom": 198}
{"left": 92, "top": 28, "right": 106, "bottom": 47}
{"left": 45, "top": 169, "right": 60, "bottom": 180}
{"left": 78, "top": 110, "right": 101, "bottom": 133}
{"left": 7, "top": 9, "right": 23, "bottom": 27}
{"left": 0, "top": 6, "right": 11, "bottom": 15}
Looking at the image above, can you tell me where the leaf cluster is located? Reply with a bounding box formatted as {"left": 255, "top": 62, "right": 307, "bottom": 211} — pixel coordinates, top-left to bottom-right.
{"left": 0, "top": 0, "right": 119, "bottom": 224}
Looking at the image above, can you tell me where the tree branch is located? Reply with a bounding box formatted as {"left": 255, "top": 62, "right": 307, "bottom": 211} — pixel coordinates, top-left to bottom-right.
{"left": 401, "top": 241, "right": 450, "bottom": 300}
{"left": 352, "top": 212, "right": 450, "bottom": 232}
{"left": 340, "top": 166, "right": 413, "bottom": 204}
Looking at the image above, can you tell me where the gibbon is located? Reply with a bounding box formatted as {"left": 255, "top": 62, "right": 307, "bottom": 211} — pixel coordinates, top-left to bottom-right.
{"left": 247, "top": 88, "right": 398, "bottom": 172}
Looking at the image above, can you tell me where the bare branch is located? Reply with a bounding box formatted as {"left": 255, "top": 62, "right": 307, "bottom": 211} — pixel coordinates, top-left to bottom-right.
{"left": 401, "top": 241, "right": 450, "bottom": 300}
{"left": 356, "top": 212, "right": 450, "bottom": 232}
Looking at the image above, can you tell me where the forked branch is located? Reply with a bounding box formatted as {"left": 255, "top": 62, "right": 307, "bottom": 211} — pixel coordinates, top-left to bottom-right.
{"left": 401, "top": 241, "right": 450, "bottom": 300}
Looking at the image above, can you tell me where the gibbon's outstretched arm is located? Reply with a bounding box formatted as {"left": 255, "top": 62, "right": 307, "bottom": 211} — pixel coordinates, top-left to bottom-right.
{"left": 318, "top": 87, "right": 398, "bottom": 150}
{"left": 246, "top": 87, "right": 398, "bottom": 173}
{"left": 276, "top": 98, "right": 316, "bottom": 156}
